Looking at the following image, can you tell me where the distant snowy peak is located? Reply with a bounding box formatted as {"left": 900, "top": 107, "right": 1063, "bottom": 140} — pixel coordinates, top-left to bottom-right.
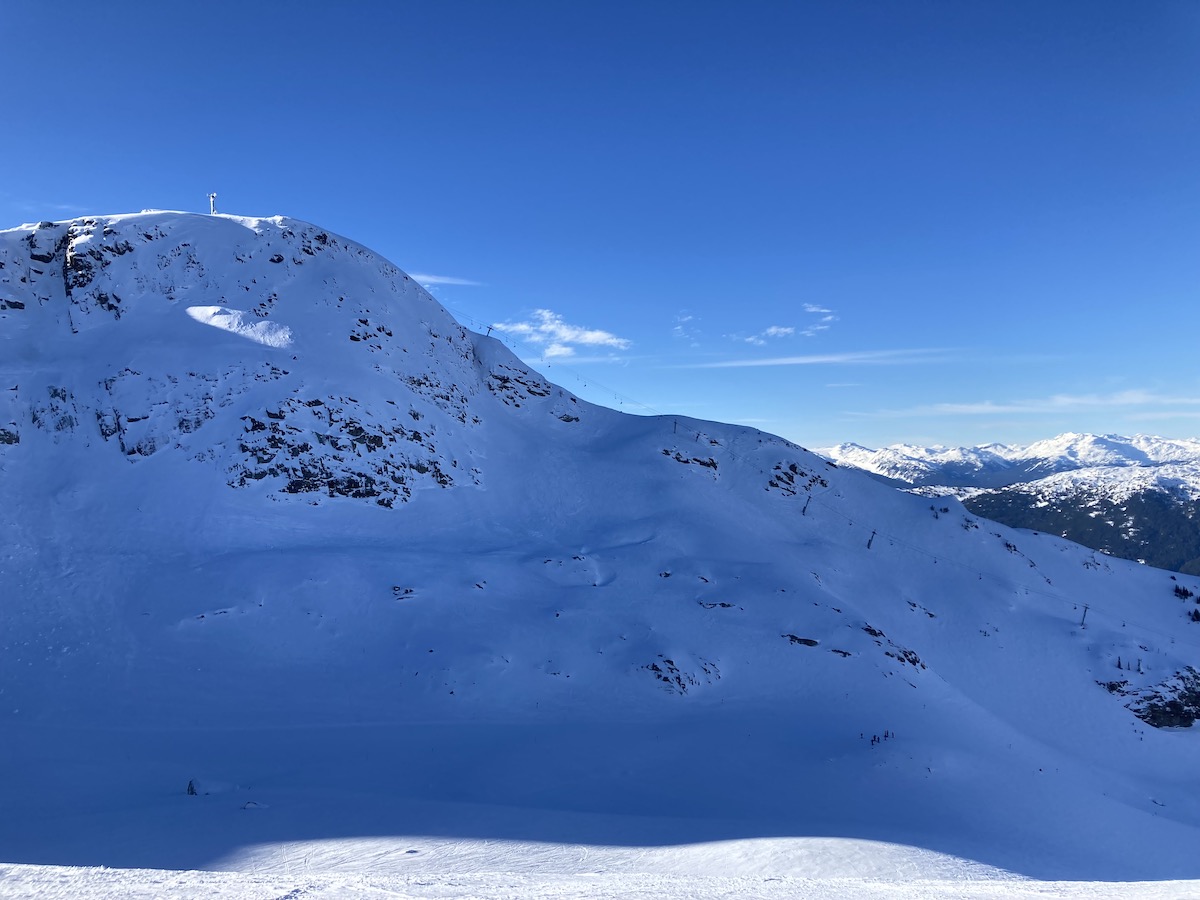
{"left": 823, "top": 432, "right": 1200, "bottom": 573}
{"left": 819, "top": 441, "right": 1017, "bottom": 488}
{"left": 820, "top": 433, "right": 1200, "bottom": 489}
{"left": 1005, "top": 432, "right": 1200, "bottom": 469}
{"left": 1017, "top": 432, "right": 1192, "bottom": 470}
{"left": 0, "top": 211, "right": 585, "bottom": 506}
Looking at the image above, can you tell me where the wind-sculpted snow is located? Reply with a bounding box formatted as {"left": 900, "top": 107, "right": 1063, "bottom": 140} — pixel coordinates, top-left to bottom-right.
{"left": 2, "top": 213, "right": 1200, "bottom": 893}
{"left": 185, "top": 306, "right": 294, "bottom": 348}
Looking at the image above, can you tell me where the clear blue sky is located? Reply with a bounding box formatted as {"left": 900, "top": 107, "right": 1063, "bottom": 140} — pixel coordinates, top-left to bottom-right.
{"left": 5, "top": 0, "right": 1198, "bottom": 449}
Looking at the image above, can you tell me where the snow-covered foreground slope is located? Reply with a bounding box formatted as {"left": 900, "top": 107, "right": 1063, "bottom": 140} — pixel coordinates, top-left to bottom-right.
{"left": 2, "top": 213, "right": 1200, "bottom": 897}
{"left": 5, "top": 863, "right": 1199, "bottom": 900}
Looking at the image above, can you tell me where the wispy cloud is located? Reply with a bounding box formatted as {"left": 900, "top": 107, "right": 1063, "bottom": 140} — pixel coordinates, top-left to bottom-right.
{"left": 1127, "top": 410, "right": 1200, "bottom": 421}
{"left": 6, "top": 199, "right": 89, "bottom": 219}
{"left": 672, "top": 312, "right": 702, "bottom": 346}
{"left": 801, "top": 320, "right": 836, "bottom": 337}
{"left": 800, "top": 303, "right": 838, "bottom": 337}
{"left": 864, "top": 390, "right": 1200, "bottom": 418}
{"left": 542, "top": 354, "right": 642, "bottom": 366}
{"left": 690, "top": 348, "right": 952, "bottom": 369}
{"left": 739, "top": 324, "right": 796, "bottom": 346}
{"left": 493, "top": 308, "right": 631, "bottom": 359}
{"left": 409, "top": 273, "right": 484, "bottom": 286}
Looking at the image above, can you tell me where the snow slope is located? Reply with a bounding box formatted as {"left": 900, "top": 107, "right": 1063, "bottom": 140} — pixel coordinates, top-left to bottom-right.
{"left": 3, "top": 213, "right": 1200, "bottom": 897}
{"left": 5, "top": 862, "right": 1200, "bottom": 900}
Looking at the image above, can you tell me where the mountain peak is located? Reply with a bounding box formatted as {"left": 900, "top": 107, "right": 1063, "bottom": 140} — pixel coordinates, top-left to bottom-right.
{"left": 0, "top": 211, "right": 583, "bottom": 506}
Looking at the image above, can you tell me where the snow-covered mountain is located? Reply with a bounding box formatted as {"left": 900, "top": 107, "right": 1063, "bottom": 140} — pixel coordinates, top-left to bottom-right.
{"left": 821, "top": 433, "right": 1200, "bottom": 489}
{"left": 821, "top": 435, "right": 1200, "bottom": 573}
{"left": 3, "top": 213, "right": 1200, "bottom": 893}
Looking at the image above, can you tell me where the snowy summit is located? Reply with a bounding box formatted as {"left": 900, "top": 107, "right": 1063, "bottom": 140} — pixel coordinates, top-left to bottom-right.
{"left": 2, "top": 212, "right": 1200, "bottom": 898}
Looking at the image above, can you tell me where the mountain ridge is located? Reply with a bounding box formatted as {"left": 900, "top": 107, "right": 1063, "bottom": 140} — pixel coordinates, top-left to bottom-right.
{"left": 820, "top": 433, "right": 1200, "bottom": 488}
{"left": 820, "top": 434, "right": 1200, "bottom": 572}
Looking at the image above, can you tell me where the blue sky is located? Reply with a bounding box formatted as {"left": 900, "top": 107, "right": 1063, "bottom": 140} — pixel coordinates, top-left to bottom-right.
{"left": 4, "top": 0, "right": 1198, "bottom": 449}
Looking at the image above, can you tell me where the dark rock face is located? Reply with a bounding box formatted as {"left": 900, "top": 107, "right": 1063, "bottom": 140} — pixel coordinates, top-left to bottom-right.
{"left": 641, "top": 654, "right": 721, "bottom": 694}
{"left": 783, "top": 634, "right": 820, "bottom": 646}
{"left": 1100, "top": 667, "right": 1200, "bottom": 728}
{"left": 230, "top": 394, "right": 463, "bottom": 507}
{"left": 767, "top": 461, "right": 828, "bottom": 497}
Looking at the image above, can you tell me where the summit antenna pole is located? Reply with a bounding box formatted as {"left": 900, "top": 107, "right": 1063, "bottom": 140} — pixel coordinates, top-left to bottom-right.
{"left": 208, "top": 193, "right": 217, "bottom": 215}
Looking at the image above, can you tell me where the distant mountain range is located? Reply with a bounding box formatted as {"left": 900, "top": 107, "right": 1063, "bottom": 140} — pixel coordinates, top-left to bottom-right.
{"left": 820, "top": 434, "right": 1200, "bottom": 574}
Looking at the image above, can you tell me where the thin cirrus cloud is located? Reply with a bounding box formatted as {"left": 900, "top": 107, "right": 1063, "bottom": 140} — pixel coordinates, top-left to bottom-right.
{"left": 691, "top": 348, "right": 952, "bottom": 368}
{"left": 8, "top": 197, "right": 88, "bottom": 216}
{"left": 729, "top": 306, "right": 835, "bottom": 342}
{"left": 865, "top": 390, "right": 1200, "bottom": 418}
{"left": 741, "top": 325, "right": 795, "bottom": 346}
{"left": 492, "top": 308, "right": 631, "bottom": 359}
{"left": 672, "top": 312, "right": 701, "bottom": 344}
{"left": 409, "top": 273, "right": 484, "bottom": 286}
{"left": 1128, "top": 409, "right": 1200, "bottom": 421}
{"left": 801, "top": 303, "right": 838, "bottom": 337}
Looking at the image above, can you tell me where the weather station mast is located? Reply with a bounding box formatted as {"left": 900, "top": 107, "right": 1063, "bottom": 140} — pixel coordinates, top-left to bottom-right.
{"left": 208, "top": 193, "right": 217, "bottom": 215}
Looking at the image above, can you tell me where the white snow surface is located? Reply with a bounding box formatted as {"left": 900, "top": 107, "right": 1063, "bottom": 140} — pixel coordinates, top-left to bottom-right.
{"left": 3, "top": 212, "right": 1200, "bottom": 898}
{"left": 184, "top": 305, "right": 294, "bottom": 348}
{"left": 4, "top": 862, "right": 1198, "bottom": 900}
